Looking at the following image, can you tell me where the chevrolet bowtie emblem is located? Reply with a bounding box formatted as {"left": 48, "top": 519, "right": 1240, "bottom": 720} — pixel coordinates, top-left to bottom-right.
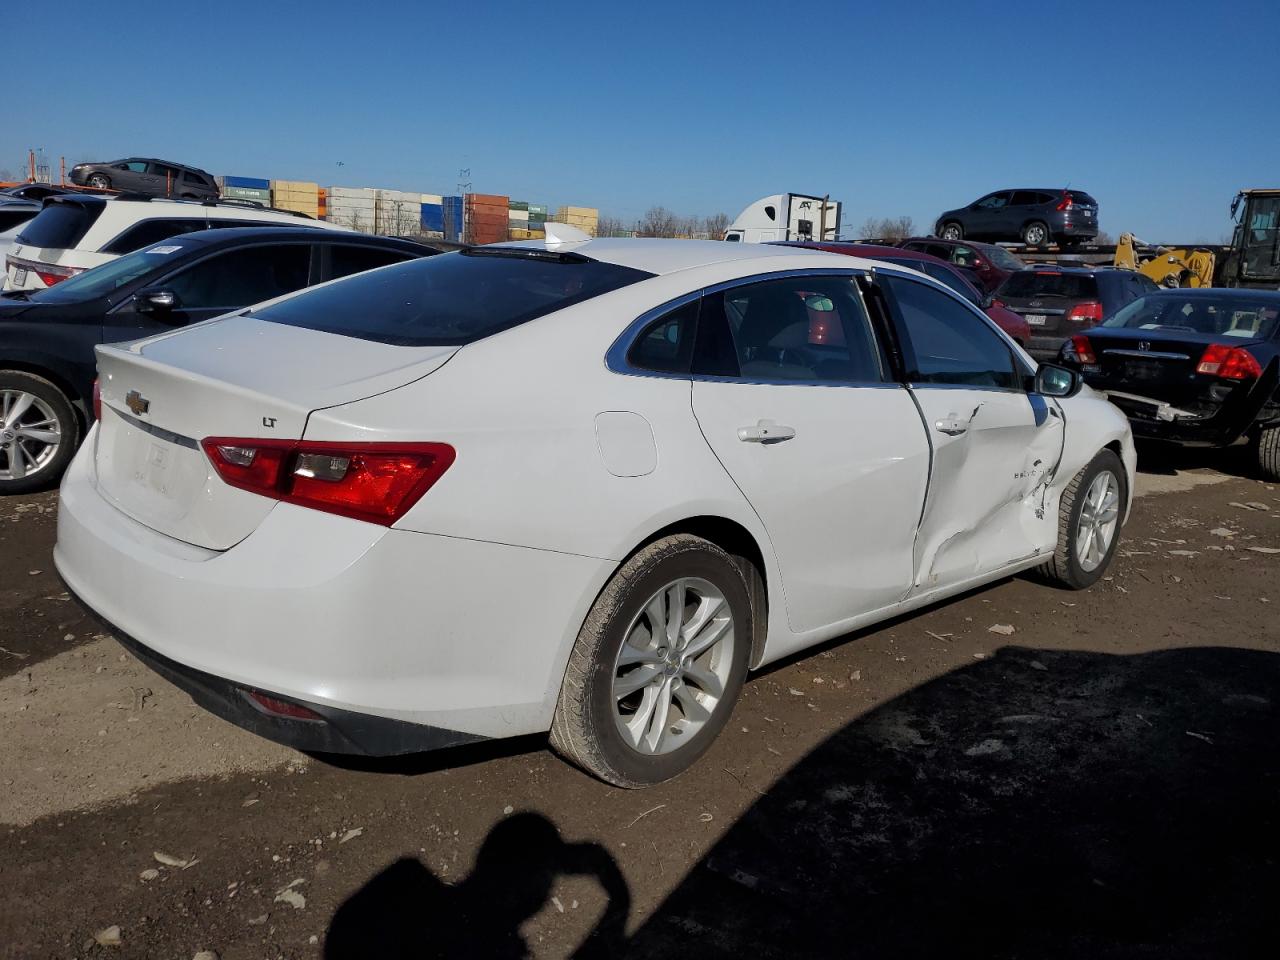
{"left": 125, "top": 390, "right": 150, "bottom": 416}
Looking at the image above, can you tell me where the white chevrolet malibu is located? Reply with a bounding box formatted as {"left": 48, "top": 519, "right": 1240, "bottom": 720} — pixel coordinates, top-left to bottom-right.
{"left": 55, "top": 228, "right": 1135, "bottom": 787}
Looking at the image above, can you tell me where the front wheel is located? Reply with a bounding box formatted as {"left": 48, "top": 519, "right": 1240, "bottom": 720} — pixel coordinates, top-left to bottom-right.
{"left": 0, "top": 371, "right": 80, "bottom": 494}
{"left": 551, "top": 535, "right": 753, "bottom": 787}
{"left": 87, "top": 173, "right": 111, "bottom": 190}
{"left": 1039, "top": 449, "right": 1126, "bottom": 589}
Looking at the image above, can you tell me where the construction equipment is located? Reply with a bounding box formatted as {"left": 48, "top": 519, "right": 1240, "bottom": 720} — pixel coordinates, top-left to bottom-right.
{"left": 1113, "top": 233, "right": 1215, "bottom": 288}
{"left": 1219, "top": 189, "right": 1280, "bottom": 289}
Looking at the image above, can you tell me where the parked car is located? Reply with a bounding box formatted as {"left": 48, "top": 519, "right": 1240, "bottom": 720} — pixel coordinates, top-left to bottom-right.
{"left": 994, "top": 267, "right": 1160, "bottom": 360}
{"left": 896, "top": 237, "right": 1025, "bottom": 295}
{"left": 0, "top": 228, "right": 433, "bottom": 493}
{"left": 1, "top": 183, "right": 90, "bottom": 202}
{"left": 934, "top": 189, "right": 1100, "bottom": 247}
{"left": 1057, "top": 288, "right": 1280, "bottom": 477}
{"left": 0, "top": 199, "right": 42, "bottom": 266}
{"left": 3, "top": 195, "right": 344, "bottom": 292}
{"left": 55, "top": 236, "right": 1134, "bottom": 787}
{"left": 774, "top": 241, "right": 1029, "bottom": 344}
{"left": 68, "top": 158, "right": 219, "bottom": 200}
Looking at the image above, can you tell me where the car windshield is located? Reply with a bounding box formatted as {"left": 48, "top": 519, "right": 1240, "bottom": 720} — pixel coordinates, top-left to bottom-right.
{"left": 30, "top": 243, "right": 185, "bottom": 303}
{"left": 982, "top": 245, "right": 1025, "bottom": 271}
{"left": 998, "top": 271, "right": 1097, "bottom": 299}
{"left": 1103, "top": 295, "right": 1280, "bottom": 339}
{"left": 253, "top": 248, "right": 655, "bottom": 346}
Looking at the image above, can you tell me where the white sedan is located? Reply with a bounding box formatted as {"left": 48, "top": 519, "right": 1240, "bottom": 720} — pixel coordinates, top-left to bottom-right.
{"left": 55, "top": 227, "right": 1134, "bottom": 787}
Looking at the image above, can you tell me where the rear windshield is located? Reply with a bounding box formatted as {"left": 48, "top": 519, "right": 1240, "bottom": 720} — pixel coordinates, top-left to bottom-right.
{"left": 1103, "top": 294, "right": 1280, "bottom": 338}
{"left": 998, "top": 271, "right": 1097, "bottom": 300}
{"left": 15, "top": 202, "right": 104, "bottom": 250}
{"left": 982, "top": 245, "right": 1025, "bottom": 271}
{"left": 253, "top": 248, "right": 654, "bottom": 346}
{"left": 1067, "top": 192, "right": 1097, "bottom": 206}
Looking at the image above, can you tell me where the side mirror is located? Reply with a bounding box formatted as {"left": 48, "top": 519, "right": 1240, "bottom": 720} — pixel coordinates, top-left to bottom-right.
{"left": 980, "top": 292, "right": 994, "bottom": 309}
{"left": 1035, "top": 362, "right": 1082, "bottom": 398}
{"left": 134, "top": 288, "right": 178, "bottom": 314}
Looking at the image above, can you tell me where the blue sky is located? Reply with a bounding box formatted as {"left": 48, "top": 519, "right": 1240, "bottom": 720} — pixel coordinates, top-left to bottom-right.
{"left": 6, "top": 0, "right": 1277, "bottom": 241}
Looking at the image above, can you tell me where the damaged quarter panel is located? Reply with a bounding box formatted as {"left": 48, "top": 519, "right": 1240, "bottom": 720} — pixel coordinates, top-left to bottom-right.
{"left": 1047, "top": 385, "right": 1137, "bottom": 522}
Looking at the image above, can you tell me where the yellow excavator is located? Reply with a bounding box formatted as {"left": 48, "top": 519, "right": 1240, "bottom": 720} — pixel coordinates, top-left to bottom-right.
{"left": 1113, "top": 233, "right": 1216, "bottom": 288}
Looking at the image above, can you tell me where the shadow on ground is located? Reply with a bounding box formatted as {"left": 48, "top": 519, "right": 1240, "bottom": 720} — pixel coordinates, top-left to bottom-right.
{"left": 1134, "top": 437, "right": 1258, "bottom": 478}
{"left": 326, "top": 645, "right": 1280, "bottom": 959}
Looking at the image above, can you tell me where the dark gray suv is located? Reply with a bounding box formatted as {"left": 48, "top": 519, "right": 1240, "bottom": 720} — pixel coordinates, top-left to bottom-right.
{"left": 68, "top": 158, "right": 219, "bottom": 200}
{"left": 935, "top": 189, "right": 1099, "bottom": 247}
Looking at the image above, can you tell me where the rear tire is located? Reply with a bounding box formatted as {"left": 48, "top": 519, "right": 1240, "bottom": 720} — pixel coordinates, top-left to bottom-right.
{"left": 1022, "top": 221, "right": 1051, "bottom": 246}
{"left": 1039, "top": 449, "right": 1126, "bottom": 589}
{"left": 87, "top": 173, "right": 110, "bottom": 190}
{"left": 550, "top": 535, "right": 753, "bottom": 788}
{"left": 0, "top": 371, "right": 80, "bottom": 495}
{"left": 1257, "top": 426, "right": 1280, "bottom": 481}
{"left": 939, "top": 222, "right": 964, "bottom": 241}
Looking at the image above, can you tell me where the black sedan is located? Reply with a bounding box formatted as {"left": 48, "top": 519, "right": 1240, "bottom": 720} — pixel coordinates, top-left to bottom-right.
{"left": 1058, "top": 288, "right": 1280, "bottom": 478}
{"left": 0, "top": 228, "right": 436, "bottom": 493}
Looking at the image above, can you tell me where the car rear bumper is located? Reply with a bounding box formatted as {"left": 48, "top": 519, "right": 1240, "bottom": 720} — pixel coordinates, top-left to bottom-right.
{"left": 53, "top": 433, "right": 614, "bottom": 748}
{"left": 1098, "top": 388, "right": 1277, "bottom": 446}
{"left": 1026, "top": 334, "right": 1069, "bottom": 360}
{"left": 1058, "top": 221, "right": 1098, "bottom": 238}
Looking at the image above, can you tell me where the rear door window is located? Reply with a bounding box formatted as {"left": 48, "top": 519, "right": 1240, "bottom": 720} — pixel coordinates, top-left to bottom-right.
{"left": 882, "top": 275, "right": 1019, "bottom": 390}
{"left": 164, "top": 244, "right": 312, "bottom": 309}
{"left": 1010, "top": 191, "right": 1040, "bottom": 206}
{"left": 100, "top": 218, "right": 210, "bottom": 254}
{"left": 15, "top": 202, "right": 105, "bottom": 249}
{"left": 628, "top": 299, "right": 700, "bottom": 374}
{"left": 326, "top": 244, "right": 418, "bottom": 282}
{"left": 693, "top": 274, "right": 884, "bottom": 383}
{"left": 918, "top": 262, "right": 980, "bottom": 305}
{"left": 998, "top": 272, "right": 1099, "bottom": 300}
{"left": 253, "top": 248, "right": 653, "bottom": 346}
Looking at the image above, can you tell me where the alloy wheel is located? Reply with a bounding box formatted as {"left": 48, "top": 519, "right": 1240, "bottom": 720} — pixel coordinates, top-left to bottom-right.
{"left": 611, "top": 576, "right": 736, "bottom": 756}
{"left": 0, "top": 390, "right": 62, "bottom": 482}
{"left": 1075, "top": 470, "right": 1120, "bottom": 572}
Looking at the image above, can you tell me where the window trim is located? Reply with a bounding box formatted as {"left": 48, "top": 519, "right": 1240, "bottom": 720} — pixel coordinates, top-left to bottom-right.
{"left": 606, "top": 268, "right": 898, "bottom": 389}
{"left": 875, "top": 268, "right": 1033, "bottom": 394}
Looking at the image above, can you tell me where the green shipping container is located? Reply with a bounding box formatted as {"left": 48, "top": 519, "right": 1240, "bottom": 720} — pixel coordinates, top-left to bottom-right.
{"left": 508, "top": 200, "right": 529, "bottom": 211}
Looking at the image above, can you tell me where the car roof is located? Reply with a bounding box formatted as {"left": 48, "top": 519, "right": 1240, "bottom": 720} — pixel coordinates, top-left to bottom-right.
{"left": 489, "top": 238, "right": 853, "bottom": 276}
{"left": 170, "top": 227, "right": 428, "bottom": 250}
{"left": 774, "top": 240, "right": 953, "bottom": 267}
{"left": 1146, "top": 287, "right": 1280, "bottom": 301}
{"left": 115, "top": 157, "right": 211, "bottom": 174}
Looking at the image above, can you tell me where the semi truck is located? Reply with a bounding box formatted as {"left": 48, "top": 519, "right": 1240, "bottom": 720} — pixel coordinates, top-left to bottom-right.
{"left": 724, "top": 193, "right": 841, "bottom": 243}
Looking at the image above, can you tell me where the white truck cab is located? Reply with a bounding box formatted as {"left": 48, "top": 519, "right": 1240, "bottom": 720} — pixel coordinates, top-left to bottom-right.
{"left": 724, "top": 193, "right": 841, "bottom": 243}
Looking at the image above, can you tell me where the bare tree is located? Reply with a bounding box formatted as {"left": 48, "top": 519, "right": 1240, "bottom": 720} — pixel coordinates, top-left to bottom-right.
{"left": 703, "top": 212, "right": 730, "bottom": 240}
{"left": 858, "top": 216, "right": 916, "bottom": 241}
{"left": 596, "top": 214, "right": 632, "bottom": 238}
{"left": 0, "top": 167, "right": 17, "bottom": 182}
{"left": 638, "top": 206, "right": 681, "bottom": 238}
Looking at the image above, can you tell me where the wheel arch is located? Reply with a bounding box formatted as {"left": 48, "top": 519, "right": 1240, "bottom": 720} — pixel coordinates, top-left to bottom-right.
{"left": 0, "top": 360, "right": 89, "bottom": 429}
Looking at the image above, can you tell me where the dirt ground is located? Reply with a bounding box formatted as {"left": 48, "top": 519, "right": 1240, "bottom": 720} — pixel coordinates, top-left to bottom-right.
{"left": 1, "top": 443, "right": 1277, "bottom": 959}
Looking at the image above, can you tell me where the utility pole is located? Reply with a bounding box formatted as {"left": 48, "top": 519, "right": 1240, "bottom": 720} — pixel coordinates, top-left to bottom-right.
{"left": 457, "top": 167, "right": 472, "bottom": 243}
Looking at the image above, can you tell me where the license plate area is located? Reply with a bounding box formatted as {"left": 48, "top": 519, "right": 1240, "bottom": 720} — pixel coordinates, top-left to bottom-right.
{"left": 1123, "top": 360, "right": 1162, "bottom": 381}
{"left": 1026, "top": 314, "right": 1047, "bottom": 326}
{"left": 12, "top": 268, "right": 28, "bottom": 286}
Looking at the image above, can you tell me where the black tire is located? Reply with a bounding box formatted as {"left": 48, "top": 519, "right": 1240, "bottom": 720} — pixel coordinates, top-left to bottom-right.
{"left": 87, "top": 173, "right": 111, "bottom": 190}
{"left": 939, "top": 221, "right": 964, "bottom": 241}
{"left": 1039, "top": 449, "right": 1126, "bottom": 589}
{"left": 1022, "top": 221, "right": 1050, "bottom": 246}
{"left": 0, "top": 370, "right": 80, "bottom": 495}
{"left": 1257, "top": 426, "right": 1280, "bottom": 481}
{"left": 550, "top": 534, "right": 753, "bottom": 788}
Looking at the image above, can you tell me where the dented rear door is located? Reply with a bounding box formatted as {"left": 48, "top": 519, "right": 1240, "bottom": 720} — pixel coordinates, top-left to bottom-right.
{"left": 877, "top": 272, "right": 1064, "bottom": 595}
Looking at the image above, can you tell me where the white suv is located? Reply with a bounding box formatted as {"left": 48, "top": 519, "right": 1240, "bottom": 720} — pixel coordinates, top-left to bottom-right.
{"left": 3, "top": 195, "right": 346, "bottom": 291}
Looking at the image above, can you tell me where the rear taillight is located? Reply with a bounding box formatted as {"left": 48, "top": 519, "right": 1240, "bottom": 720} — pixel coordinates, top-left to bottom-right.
{"left": 991, "top": 298, "right": 1006, "bottom": 308}
{"left": 1066, "top": 301, "right": 1104, "bottom": 324}
{"left": 1056, "top": 192, "right": 1073, "bottom": 211}
{"left": 201, "top": 438, "right": 455, "bottom": 526}
{"left": 92, "top": 379, "right": 101, "bottom": 420}
{"left": 1196, "top": 344, "right": 1262, "bottom": 380}
{"left": 1070, "top": 335, "right": 1096, "bottom": 364}
{"left": 244, "top": 690, "right": 325, "bottom": 722}
{"left": 7, "top": 256, "right": 83, "bottom": 287}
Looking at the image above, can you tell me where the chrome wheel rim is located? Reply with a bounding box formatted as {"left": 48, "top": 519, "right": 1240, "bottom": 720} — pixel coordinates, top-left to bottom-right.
{"left": 942, "top": 225, "right": 960, "bottom": 240}
{"left": 1076, "top": 470, "right": 1120, "bottom": 572}
{"left": 0, "top": 390, "right": 61, "bottom": 482}
{"left": 611, "top": 576, "right": 735, "bottom": 756}
{"left": 1027, "top": 225, "right": 1047, "bottom": 244}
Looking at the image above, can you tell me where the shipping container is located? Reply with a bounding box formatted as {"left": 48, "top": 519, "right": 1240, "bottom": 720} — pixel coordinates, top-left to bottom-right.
{"left": 508, "top": 200, "right": 529, "bottom": 212}
{"left": 509, "top": 209, "right": 529, "bottom": 222}
{"left": 221, "top": 185, "right": 272, "bottom": 203}
{"left": 528, "top": 203, "right": 548, "bottom": 216}
{"left": 442, "top": 196, "right": 464, "bottom": 243}
{"left": 421, "top": 193, "right": 444, "bottom": 205}
{"left": 223, "top": 176, "right": 270, "bottom": 190}
{"left": 421, "top": 203, "right": 444, "bottom": 233}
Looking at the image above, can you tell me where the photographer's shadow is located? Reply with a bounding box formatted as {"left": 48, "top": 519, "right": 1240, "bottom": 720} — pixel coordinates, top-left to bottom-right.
{"left": 325, "top": 812, "right": 629, "bottom": 959}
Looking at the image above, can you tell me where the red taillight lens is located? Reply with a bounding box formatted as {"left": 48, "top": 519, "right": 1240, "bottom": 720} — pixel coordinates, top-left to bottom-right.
{"left": 1070, "top": 335, "right": 1096, "bottom": 364}
{"left": 1066, "top": 301, "right": 1104, "bottom": 324}
{"left": 201, "top": 438, "right": 456, "bottom": 526}
{"left": 1196, "top": 344, "right": 1262, "bottom": 380}
{"left": 244, "top": 690, "right": 325, "bottom": 722}
{"left": 991, "top": 298, "right": 1006, "bottom": 308}
{"left": 92, "top": 379, "right": 101, "bottom": 421}
{"left": 1056, "top": 192, "right": 1073, "bottom": 211}
{"left": 36, "top": 268, "right": 71, "bottom": 286}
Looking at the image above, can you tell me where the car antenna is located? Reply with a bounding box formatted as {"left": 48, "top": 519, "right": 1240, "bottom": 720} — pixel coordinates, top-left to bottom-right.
{"left": 544, "top": 222, "right": 591, "bottom": 249}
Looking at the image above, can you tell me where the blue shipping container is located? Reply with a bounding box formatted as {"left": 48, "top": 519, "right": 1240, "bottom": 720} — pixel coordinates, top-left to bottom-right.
{"left": 420, "top": 203, "right": 444, "bottom": 232}
{"left": 442, "top": 196, "right": 463, "bottom": 242}
{"left": 223, "top": 176, "right": 270, "bottom": 190}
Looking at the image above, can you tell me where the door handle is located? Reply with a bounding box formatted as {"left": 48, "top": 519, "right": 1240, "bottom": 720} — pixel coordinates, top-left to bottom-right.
{"left": 934, "top": 417, "right": 968, "bottom": 436}
{"left": 737, "top": 420, "right": 796, "bottom": 444}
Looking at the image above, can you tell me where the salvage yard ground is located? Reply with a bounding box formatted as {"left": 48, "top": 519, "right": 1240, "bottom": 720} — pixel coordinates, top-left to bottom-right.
{"left": 2, "top": 444, "right": 1277, "bottom": 958}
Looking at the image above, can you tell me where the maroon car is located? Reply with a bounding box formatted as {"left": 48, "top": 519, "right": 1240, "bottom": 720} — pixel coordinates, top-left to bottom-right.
{"left": 775, "top": 241, "right": 1030, "bottom": 346}
{"left": 896, "top": 237, "right": 1025, "bottom": 295}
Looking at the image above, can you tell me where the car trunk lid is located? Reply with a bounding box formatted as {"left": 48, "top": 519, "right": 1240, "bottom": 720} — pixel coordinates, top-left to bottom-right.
{"left": 94, "top": 313, "right": 456, "bottom": 550}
